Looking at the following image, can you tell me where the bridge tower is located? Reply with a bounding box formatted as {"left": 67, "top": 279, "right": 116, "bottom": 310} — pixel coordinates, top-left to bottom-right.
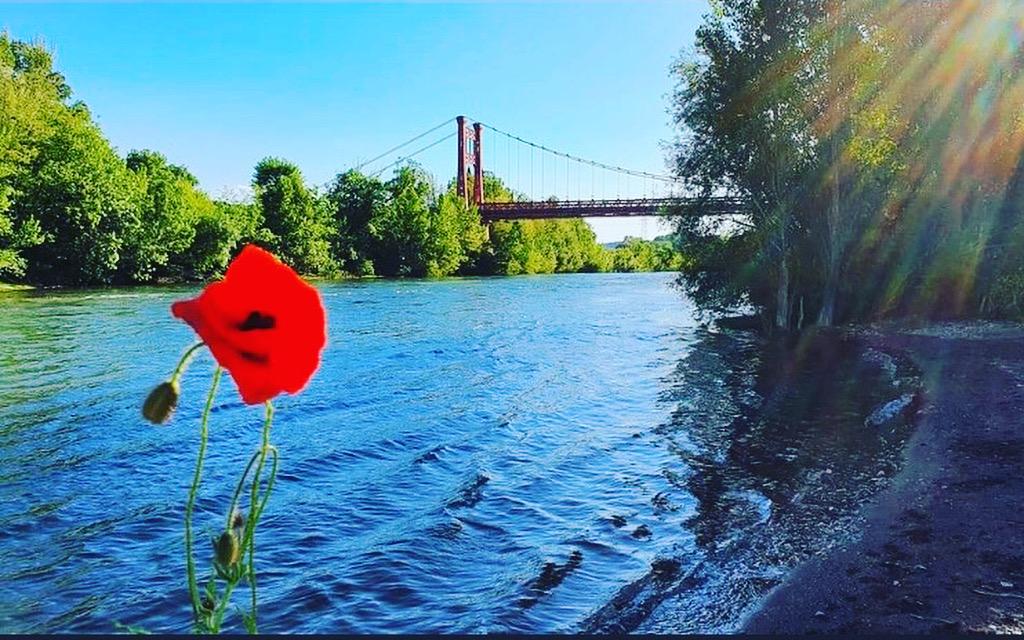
{"left": 456, "top": 116, "right": 484, "bottom": 207}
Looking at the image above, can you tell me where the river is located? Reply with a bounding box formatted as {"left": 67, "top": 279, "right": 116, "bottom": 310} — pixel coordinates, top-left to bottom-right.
{"left": 0, "top": 272, "right": 917, "bottom": 633}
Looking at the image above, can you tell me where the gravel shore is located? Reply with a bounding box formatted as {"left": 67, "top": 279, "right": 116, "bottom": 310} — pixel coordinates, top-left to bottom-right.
{"left": 743, "top": 322, "right": 1024, "bottom": 634}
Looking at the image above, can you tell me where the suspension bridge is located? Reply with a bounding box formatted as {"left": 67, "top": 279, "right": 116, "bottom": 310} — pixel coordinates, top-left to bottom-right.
{"left": 354, "top": 116, "right": 744, "bottom": 222}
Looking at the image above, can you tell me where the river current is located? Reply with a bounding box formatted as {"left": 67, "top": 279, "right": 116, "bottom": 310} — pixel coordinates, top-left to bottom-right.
{"left": 0, "top": 272, "right": 916, "bottom": 633}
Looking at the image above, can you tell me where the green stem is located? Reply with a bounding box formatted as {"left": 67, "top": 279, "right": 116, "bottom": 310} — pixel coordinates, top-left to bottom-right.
{"left": 211, "top": 446, "right": 277, "bottom": 634}
{"left": 210, "top": 575, "right": 238, "bottom": 632}
{"left": 254, "top": 447, "right": 279, "bottom": 522}
{"left": 231, "top": 447, "right": 279, "bottom": 542}
{"left": 227, "top": 451, "right": 261, "bottom": 531}
{"left": 171, "top": 342, "right": 205, "bottom": 384}
{"left": 207, "top": 444, "right": 276, "bottom": 634}
{"left": 246, "top": 401, "right": 274, "bottom": 632}
{"left": 185, "top": 366, "right": 221, "bottom": 626}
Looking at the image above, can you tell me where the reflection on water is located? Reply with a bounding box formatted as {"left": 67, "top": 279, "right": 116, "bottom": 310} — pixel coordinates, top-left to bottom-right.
{"left": 0, "top": 274, "right": 915, "bottom": 633}
{"left": 587, "top": 330, "right": 919, "bottom": 633}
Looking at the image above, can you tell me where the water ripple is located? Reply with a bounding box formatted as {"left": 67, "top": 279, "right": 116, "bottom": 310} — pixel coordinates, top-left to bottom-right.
{"left": 0, "top": 274, "right": 913, "bottom": 633}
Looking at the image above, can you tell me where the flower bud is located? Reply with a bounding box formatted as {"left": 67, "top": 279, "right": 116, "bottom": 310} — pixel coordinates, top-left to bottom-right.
{"left": 142, "top": 380, "right": 179, "bottom": 424}
{"left": 230, "top": 510, "right": 245, "bottom": 532}
{"left": 215, "top": 530, "right": 242, "bottom": 566}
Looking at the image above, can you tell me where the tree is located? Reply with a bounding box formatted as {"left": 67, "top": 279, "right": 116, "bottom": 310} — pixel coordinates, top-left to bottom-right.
{"left": 608, "top": 237, "right": 684, "bottom": 272}
{"left": 0, "top": 35, "right": 60, "bottom": 279}
{"left": 1, "top": 35, "right": 689, "bottom": 286}
{"left": 120, "top": 150, "right": 217, "bottom": 282}
{"left": 14, "top": 102, "right": 142, "bottom": 285}
{"left": 671, "top": 1, "right": 824, "bottom": 330}
{"left": 668, "top": 1, "right": 985, "bottom": 327}
{"left": 330, "top": 165, "right": 488, "bottom": 278}
{"left": 366, "top": 164, "right": 433, "bottom": 276}
{"left": 327, "top": 169, "right": 388, "bottom": 276}
{"left": 424, "top": 193, "right": 485, "bottom": 277}
{"left": 253, "top": 158, "right": 337, "bottom": 277}
{"left": 177, "top": 201, "right": 267, "bottom": 281}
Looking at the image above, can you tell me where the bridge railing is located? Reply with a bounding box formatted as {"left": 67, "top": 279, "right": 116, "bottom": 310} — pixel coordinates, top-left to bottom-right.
{"left": 477, "top": 197, "right": 746, "bottom": 221}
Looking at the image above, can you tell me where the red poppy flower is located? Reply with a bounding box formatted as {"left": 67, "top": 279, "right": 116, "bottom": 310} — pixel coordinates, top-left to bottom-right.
{"left": 171, "top": 244, "right": 327, "bottom": 405}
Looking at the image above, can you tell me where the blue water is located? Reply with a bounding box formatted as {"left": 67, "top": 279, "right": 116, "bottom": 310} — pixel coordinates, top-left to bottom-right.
{"left": 0, "top": 273, "right": 915, "bottom": 633}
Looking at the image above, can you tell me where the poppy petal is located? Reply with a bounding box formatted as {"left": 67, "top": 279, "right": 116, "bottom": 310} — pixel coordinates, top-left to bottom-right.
{"left": 170, "top": 245, "right": 327, "bottom": 405}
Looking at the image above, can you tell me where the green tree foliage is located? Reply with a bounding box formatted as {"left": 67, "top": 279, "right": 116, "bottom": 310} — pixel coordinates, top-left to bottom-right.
{"left": 485, "top": 219, "right": 609, "bottom": 275}
{"left": 1, "top": 35, "right": 138, "bottom": 285}
{"left": 0, "top": 34, "right": 51, "bottom": 278}
{"left": 327, "top": 169, "right": 388, "bottom": 276}
{"left": 609, "top": 237, "right": 685, "bottom": 273}
{"left": 0, "top": 35, "right": 280, "bottom": 286}
{"left": 670, "top": 1, "right": 822, "bottom": 328}
{"left": 120, "top": 150, "right": 216, "bottom": 282}
{"left": 253, "top": 158, "right": 336, "bottom": 277}
{"left": 425, "top": 193, "right": 486, "bottom": 277}
{"left": 178, "top": 201, "right": 265, "bottom": 281}
{"left": 329, "top": 165, "right": 488, "bottom": 278}
{"left": 0, "top": 37, "right": 287, "bottom": 286}
{"left": 16, "top": 102, "right": 143, "bottom": 285}
{"left": 465, "top": 174, "right": 615, "bottom": 276}
{"left": 369, "top": 164, "right": 434, "bottom": 276}
{"left": 671, "top": 0, "right": 1024, "bottom": 328}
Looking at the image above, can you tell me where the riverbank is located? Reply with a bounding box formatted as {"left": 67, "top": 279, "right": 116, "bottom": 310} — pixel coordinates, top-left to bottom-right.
{"left": 579, "top": 324, "right": 921, "bottom": 634}
{"left": 744, "top": 321, "right": 1024, "bottom": 634}
{"left": 0, "top": 268, "right": 680, "bottom": 293}
{"left": 0, "top": 282, "right": 33, "bottom": 292}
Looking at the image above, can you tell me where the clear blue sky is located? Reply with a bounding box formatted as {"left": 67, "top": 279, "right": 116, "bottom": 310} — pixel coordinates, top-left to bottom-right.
{"left": 1, "top": 2, "right": 708, "bottom": 242}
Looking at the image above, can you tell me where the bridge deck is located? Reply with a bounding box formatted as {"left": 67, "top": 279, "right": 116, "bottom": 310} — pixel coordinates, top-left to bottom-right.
{"left": 478, "top": 197, "right": 745, "bottom": 221}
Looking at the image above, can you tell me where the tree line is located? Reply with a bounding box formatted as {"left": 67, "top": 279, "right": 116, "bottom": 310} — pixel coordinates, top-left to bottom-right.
{"left": 0, "top": 35, "right": 681, "bottom": 287}
{"left": 670, "top": 0, "right": 1024, "bottom": 330}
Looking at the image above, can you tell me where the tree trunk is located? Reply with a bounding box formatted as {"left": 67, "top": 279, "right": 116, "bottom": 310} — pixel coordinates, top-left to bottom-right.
{"left": 818, "top": 279, "right": 837, "bottom": 325}
{"left": 817, "top": 161, "right": 840, "bottom": 325}
{"left": 772, "top": 161, "right": 792, "bottom": 332}
{"left": 775, "top": 251, "right": 790, "bottom": 330}
{"left": 817, "top": 0, "right": 843, "bottom": 327}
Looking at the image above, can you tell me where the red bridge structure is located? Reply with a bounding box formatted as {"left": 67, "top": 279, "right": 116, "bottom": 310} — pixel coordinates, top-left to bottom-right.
{"left": 359, "top": 116, "right": 744, "bottom": 222}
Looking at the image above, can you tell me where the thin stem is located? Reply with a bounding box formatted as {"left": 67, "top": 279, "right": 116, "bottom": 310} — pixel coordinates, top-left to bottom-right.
{"left": 210, "top": 445, "right": 276, "bottom": 634}
{"left": 226, "top": 451, "right": 261, "bottom": 531}
{"left": 246, "top": 401, "right": 274, "bottom": 632}
{"left": 171, "top": 342, "right": 205, "bottom": 384}
{"left": 210, "top": 575, "right": 239, "bottom": 632}
{"left": 254, "top": 448, "right": 279, "bottom": 521}
{"left": 236, "top": 446, "right": 277, "bottom": 553}
{"left": 185, "top": 366, "right": 221, "bottom": 625}
{"left": 226, "top": 446, "right": 279, "bottom": 553}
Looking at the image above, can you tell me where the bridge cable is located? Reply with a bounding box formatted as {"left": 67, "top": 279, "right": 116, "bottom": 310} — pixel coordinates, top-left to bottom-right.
{"left": 566, "top": 155, "right": 570, "bottom": 201}
{"left": 354, "top": 117, "right": 455, "bottom": 172}
{"left": 541, "top": 148, "right": 545, "bottom": 198}
{"left": 473, "top": 119, "right": 683, "bottom": 185}
{"left": 369, "top": 131, "right": 456, "bottom": 179}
